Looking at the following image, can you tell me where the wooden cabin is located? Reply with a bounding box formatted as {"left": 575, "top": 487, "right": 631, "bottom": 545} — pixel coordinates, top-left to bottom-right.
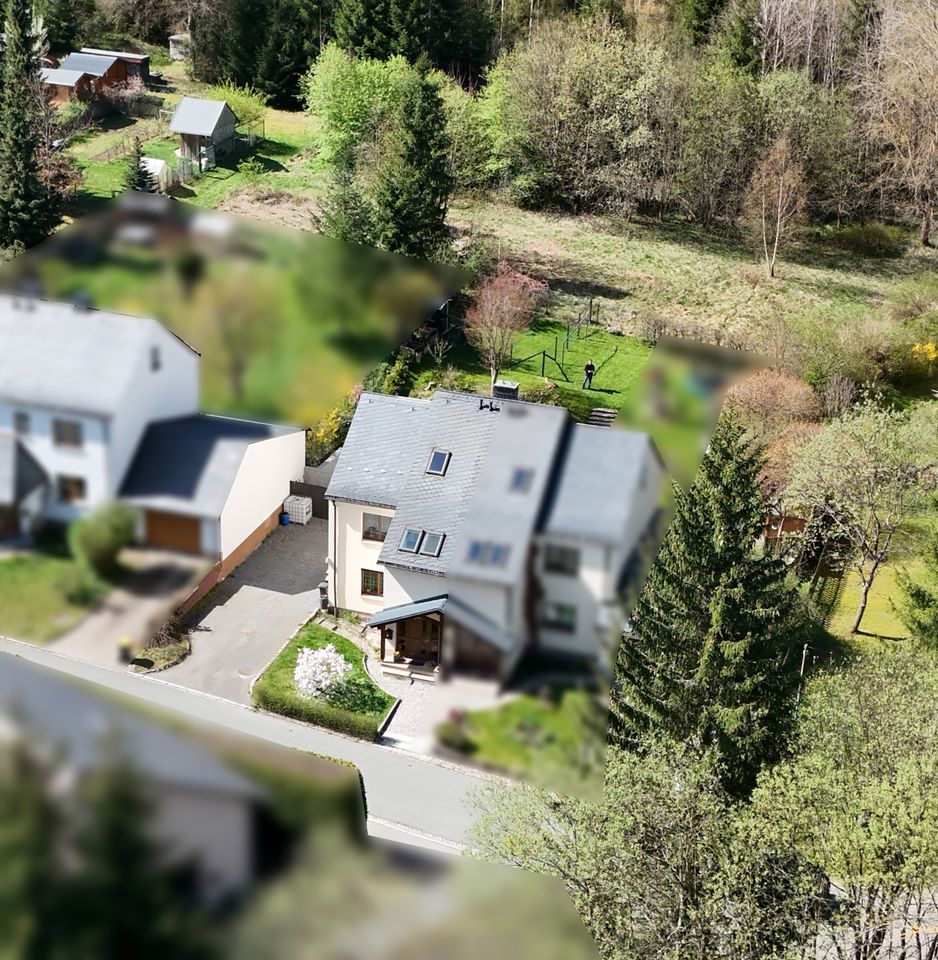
{"left": 169, "top": 97, "right": 239, "bottom": 164}
{"left": 40, "top": 67, "right": 92, "bottom": 106}
{"left": 79, "top": 47, "right": 151, "bottom": 83}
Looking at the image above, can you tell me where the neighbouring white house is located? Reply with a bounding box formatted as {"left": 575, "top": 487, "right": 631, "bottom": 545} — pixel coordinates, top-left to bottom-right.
{"left": 325, "top": 390, "right": 665, "bottom": 683}
{"left": 0, "top": 294, "right": 304, "bottom": 559}
{"left": 0, "top": 652, "right": 266, "bottom": 906}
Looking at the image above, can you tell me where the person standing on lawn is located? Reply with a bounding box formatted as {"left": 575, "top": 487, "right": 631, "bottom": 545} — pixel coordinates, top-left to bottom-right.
{"left": 583, "top": 359, "right": 596, "bottom": 389}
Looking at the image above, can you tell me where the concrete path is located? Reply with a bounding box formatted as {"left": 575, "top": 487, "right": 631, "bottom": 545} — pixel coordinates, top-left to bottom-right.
{"left": 162, "top": 521, "right": 327, "bottom": 703}
{"left": 50, "top": 549, "right": 205, "bottom": 666}
{"left": 0, "top": 635, "right": 490, "bottom": 851}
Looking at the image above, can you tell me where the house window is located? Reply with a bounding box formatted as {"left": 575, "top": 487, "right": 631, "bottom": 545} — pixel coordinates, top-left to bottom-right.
{"left": 362, "top": 512, "right": 390, "bottom": 542}
{"left": 150, "top": 346, "right": 161, "bottom": 371}
{"left": 56, "top": 475, "right": 86, "bottom": 503}
{"left": 510, "top": 468, "right": 534, "bottom": 493}
{"left": 540, "top": 601, "right": 577, "bottom": 633}
{"left": 52, "top": 419, "right": 83, "bottom": 449}
{"left": 467, "top": 540, "right": 511, "bottom": 567}
{"left": 13, "top": 411, "right": 29, "bottom": 435}
{"left": 419, "top": 531, "right": 445, "bottom": 557}
{"left": 361, "top": 569, "right": 384, "bottom": 597}
{"left": 400, "top": 528, "right": 424, "bottom": 553}
{"left": 545, "top": 544, "right": 580, "bottom": 576}
{"left": 426, "top": 449, "right": 451, "bottom": 476}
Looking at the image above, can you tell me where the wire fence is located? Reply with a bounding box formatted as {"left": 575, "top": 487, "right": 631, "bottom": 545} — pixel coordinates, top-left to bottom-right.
{"left": 507, "top": 298, "right": 603, "bottom": 383}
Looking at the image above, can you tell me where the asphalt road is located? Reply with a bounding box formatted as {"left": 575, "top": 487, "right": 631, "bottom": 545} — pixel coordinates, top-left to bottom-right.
{"left": 0, "top": 635, "right": 491, "bottom": 853}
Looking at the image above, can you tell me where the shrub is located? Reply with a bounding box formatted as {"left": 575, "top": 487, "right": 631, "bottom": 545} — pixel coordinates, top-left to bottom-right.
{"left": 436, "top": 717, "right": 477, "bottom": 755}
{"left": 67, "top": 503, "right": 136, "bottom": 577}
{"left": 253, "top": 680, "right": 382, "bottom": 740}
{"left": 294, "top": 644, "right": 352, "bottom": 699}
{"left": 819, "top": 222, "right": 907, "bottom": 257}
{"left": 57, "top": 564, "right": 106, "bottom": 606}
{"left": 381, "top": 351, "right": 415, "bottom": 396}
{"left": 237, "top": 156, "right": 265, "bottom": 178}
{"left": 522, "top": 378, "right": 561, "bottom": 405}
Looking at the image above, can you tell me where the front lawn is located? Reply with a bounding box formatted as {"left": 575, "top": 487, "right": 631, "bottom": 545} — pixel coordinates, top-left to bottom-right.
{"left": 0, "top": 552, "right": 104, "bottom": 643}
{"left": 252, "top": 621, "right": 395, "bottom": 740}
{"left": 436, "top": 686, "right": 606, "bottom": 791}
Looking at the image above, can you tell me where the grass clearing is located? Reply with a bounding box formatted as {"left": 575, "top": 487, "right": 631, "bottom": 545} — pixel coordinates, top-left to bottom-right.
{"left": 0, "top": 552, "right": 101, "bottom": 643}
{"left": 252, "top": 621, "right": 396, "bottom": 741}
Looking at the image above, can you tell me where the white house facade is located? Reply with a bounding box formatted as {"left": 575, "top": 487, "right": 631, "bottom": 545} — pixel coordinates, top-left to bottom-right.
{"left": 0, "top": 294, "right": 304, "bottom": 561}
{"left": 325, "top": 390, "right": 665, "bottom": 682}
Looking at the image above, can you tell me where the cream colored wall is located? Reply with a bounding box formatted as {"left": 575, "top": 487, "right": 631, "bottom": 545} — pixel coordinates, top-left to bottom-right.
{"left": 329, "top": 500, "right": 443, "bottom": 613}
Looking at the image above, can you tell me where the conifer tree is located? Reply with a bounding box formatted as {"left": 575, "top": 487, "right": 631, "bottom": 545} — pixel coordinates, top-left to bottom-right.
{"left": 0, "top": 0, "right": 55, "bottom": 254}
{"left": 334, "top": 0, "right": 393, "bottom": 60}
{"left": 371, "top": 59, "right": 452, "bottom": 260}
{"left": 0, "top": 737, "right": 63, "bottom": 958}
{"left": 67, "top": 736, "right": 215, "bottom": 960}
{"left": 122, "top": 140, "right": 157, "bottom": 194}
{"left": 320, "top": 168, "right": 377, "bottom": 246}
{"left": 610, "top": 415, "right": 802, "bottom": 796}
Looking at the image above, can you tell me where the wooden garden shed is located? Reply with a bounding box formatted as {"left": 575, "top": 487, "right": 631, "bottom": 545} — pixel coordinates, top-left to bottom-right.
{"left": 169, "top": 97, "right": 239, "bottom": 164}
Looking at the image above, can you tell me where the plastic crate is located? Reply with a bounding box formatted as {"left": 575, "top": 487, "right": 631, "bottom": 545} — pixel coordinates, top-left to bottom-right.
{"left": 283, "top": 495, "right": 312, "bottom": 525}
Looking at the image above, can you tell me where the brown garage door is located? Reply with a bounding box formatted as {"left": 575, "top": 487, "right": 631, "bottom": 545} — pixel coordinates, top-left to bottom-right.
{"left": 144, "top": 511, "right": 202, "bottom": 554}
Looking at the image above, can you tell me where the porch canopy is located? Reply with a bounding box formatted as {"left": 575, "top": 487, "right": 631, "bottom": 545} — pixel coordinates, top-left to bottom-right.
{"left": 366, "top": 593, "right": 516, "bottom": 654}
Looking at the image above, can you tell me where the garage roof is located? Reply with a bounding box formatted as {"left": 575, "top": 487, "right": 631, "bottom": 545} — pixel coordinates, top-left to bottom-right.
{"left": 120, "top": 414, "right": 299, "bottom": 518}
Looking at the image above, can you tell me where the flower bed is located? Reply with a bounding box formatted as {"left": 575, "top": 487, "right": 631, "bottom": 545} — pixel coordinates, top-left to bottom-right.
{"left": 252, "top": 621, "right": 395, "bottom": 741}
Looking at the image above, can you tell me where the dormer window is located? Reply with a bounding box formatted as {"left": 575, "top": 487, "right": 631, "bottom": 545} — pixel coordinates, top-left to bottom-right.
{"left": 400, "top": 528, "right": 424, "bottom": 553}
{"left": 150, "top": 346, "right": 161, "bottom": 371}
{"left": 419, "top": 531, "right": 445, "bottom": 557}
{"left": 467, "top": 540, "right": 510, "bottom": 567}
{"left": 426, "top": 449, "right": 451, "bottom": 476}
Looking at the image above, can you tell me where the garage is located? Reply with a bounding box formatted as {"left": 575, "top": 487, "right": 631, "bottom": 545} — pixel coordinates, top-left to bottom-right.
{"left": 144, "top": 510, "right": 202, "bottom": 554}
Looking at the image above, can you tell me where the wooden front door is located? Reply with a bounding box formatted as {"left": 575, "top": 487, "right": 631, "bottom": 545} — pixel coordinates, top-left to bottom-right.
{"left": 144, "top": 510, "right": 202, "bottom": 554}
{"left": 396, "top": 616, "right": 441, "bottom": 663}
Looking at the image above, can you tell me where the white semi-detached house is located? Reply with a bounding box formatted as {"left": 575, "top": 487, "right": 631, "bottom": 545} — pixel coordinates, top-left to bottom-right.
{"left": 0, "top": 294, "right": 304, "bottom": 561}
{"left": 325, "top": 390, "right": 665, "bottom": 682}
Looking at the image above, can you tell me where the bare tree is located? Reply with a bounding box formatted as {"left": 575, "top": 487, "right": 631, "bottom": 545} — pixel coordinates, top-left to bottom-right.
{"left": 743, "top": 137, "right": 808, "bottom": 277}
{"left": 856, "top": 0, "right": 938, "bottom": 246}
{"left": 463, "top": 269, "right": 542, "bottom": 393}
{"left": 725, "top": 368, "right": 819, "bottom": 442}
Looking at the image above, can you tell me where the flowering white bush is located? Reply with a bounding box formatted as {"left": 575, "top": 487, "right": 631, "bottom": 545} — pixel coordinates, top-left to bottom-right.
{"left": 294, "top": 644, "right": 352, "bottom": 700}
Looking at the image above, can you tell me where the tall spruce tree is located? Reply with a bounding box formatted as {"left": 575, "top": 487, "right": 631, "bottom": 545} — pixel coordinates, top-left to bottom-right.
{"left": 334, "top": 0, "right": 393, "bottom": 60}
{"left": 0, "top": 0, "right": 54, "bottom": 254}
{"left": 610, "top": 416, "right": 802, "bottom": 796}
{"left": 371, "top": 58, "right": 452, "bottom": 260}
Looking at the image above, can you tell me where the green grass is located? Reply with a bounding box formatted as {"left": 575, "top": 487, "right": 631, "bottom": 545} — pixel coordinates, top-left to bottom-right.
{"left": 437, "top": 686, "right": 605, "bottom": 785}
{"left": 415, "top": 314, "right": 651, "bottom": 421}
{"left": 449, "top": 198, "right": 938, "bottom": 348}
{"left": 131, "top": 638, "right": 190, "bottom": 673}
{"left": 826, "top": 559, "right": 925, "bottom": 653}
{"left": 253, "top": 621, "right": 396, "bottom": 740}
{"left": 0, "top": 553, "right": 101, "bottom": 643}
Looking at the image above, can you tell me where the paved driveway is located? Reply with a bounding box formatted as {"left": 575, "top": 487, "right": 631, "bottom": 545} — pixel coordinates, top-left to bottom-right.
{"left": 51, "top": 549, "right": 205, "bottom": 667}
{"left": 162, "top": 520, "right": 326, "bottom": 703}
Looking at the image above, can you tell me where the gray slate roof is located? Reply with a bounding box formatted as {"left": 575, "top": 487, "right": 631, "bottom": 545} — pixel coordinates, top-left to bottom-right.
{"left": 40, "top": 67, "right": 87, "bottom": 87}
{"left": 169, "top": 97, "right": 237, "bottom": 137}
{"left": 120, "top": 414, "right": 299, "bottom": 518}
{"left": 0, "top": 653, "right": 263, "bottom": 801}
{"left": 542, "top": 425, "right": 657, "bottom": 545}
{"left": 325, "top": 393, "right": 431, "bottom": 508}
{"left": 379, "top": 391, "right": 500, "bottom": 576}
{"left": 0, "top": 435, "right": 47, "bottom": 507}
{"left": 0, "top": 295, "right": 190, "bottom": 417}
{"left": 59, "top": 52, "right": 116, "bottom": 76}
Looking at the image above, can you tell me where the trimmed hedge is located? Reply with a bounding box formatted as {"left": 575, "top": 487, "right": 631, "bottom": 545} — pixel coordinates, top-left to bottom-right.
{"left": 251, "top": 621, "right": 395, "bottom": 741}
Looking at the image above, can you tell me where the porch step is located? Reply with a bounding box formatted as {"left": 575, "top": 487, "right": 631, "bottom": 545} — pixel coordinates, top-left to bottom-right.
{"left": 380, "top": 662, "right": 439, "bottom": 682}
{"left": 587, "top": 407, "right": 617, "bottom": 427}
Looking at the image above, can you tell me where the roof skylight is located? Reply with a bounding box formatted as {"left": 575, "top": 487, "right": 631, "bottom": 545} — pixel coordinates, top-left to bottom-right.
{"left": 426, "top": 449, "right": 451, "bottom": 476}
